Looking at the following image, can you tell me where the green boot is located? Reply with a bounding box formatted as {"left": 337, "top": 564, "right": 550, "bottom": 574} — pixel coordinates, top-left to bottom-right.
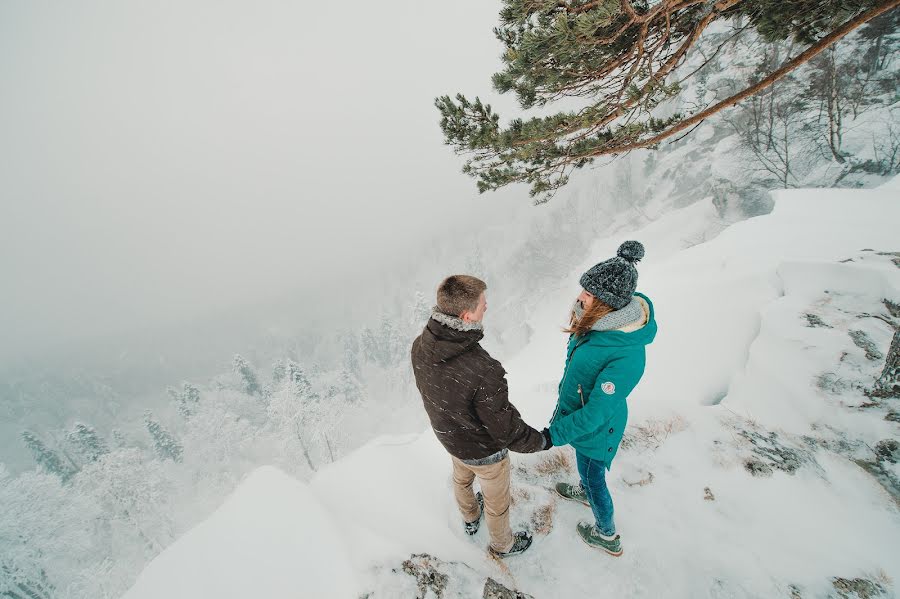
{"left": 576, "top": 521, "right": 622, "bottom": 557}
{"left": 555, "top": 482, "right": 590, "bottom": 507}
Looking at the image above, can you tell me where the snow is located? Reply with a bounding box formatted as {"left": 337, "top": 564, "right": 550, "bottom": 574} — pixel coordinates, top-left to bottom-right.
{"left": 122, "top": 179, "right": 900, "bottom": 598}
{"left": 121, "top": 466, "right": 357, "bottom": 599}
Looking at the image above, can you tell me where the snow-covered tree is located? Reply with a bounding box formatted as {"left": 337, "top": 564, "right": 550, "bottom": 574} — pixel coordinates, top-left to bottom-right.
{"left": 67, "top": 422, "right": 110, "bottom": 464}
{"left": 232, "top": 354, "right": 261, "bottom": 397}
{"left": 144, "top": 412, "right": 183, "bottom": 463}
{"left": 286, "top": 361, "right": 316, "bottom": 400}
{"left": 169, "top": 382, "right": 201, "bottom": 418}
{"left": 110, "top": 428, "right": 129, "bottom": 449}
{"left": 272, "top": 360, "right": 287, "bottom": 385}
{"left": 0, "top": 465, "right": 99, "bottom": 599}
{"left": 21, "top": 430, "right": 78, "bottom": 482}
{"left": 379, "top": 316, "right": 404, "bottom": 367}
{"left": 409, "top": 290, "right": 433, "bottom": 332}
{"left": 342, "top": 336, "right": 361, "bottom": 377}
{"left": 73, "top": 449, "right": 176, "bottom": 559}
{"left": 337, "top": 368, "right": 363, "bottom": 404}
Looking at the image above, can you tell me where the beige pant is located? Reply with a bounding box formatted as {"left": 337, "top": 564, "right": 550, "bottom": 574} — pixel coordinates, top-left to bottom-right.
{"left": 451, "top": 455, "right": 513, "bottom": 553}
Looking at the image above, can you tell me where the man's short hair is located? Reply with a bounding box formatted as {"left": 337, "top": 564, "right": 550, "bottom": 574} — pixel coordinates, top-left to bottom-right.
{"left": 436, "top": 275, "right": 487, "bottom": 317}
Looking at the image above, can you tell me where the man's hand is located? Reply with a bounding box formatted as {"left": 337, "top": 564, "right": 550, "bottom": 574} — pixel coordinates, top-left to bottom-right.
{"left": 541, "top": 428, "right": 554, "bottom": 450}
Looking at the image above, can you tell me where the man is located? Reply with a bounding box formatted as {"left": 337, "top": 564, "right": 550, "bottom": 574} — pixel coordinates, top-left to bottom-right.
{"left": 411, "top": 275, "right": 551, "bottom": 557}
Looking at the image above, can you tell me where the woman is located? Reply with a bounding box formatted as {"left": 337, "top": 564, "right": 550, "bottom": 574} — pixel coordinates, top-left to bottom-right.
{"left": 547, "top": 240, "right": 657, "bottom": 556}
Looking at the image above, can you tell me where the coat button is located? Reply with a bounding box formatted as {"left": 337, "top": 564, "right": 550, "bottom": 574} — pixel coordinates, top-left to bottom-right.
{"left": 609, "top": 428, "right": 614, "bottom": 433}
{"left": 608, "top": 447, "right": 612, "bottom": 452}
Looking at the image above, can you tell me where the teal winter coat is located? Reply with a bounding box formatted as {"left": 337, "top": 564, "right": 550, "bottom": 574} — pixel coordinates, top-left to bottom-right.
{"left": 548, "top": 293, "right": 657, "bottom": 468}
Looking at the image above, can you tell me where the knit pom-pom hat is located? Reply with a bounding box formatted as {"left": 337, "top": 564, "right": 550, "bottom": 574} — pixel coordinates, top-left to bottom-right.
{"left": 579, "top": 241, "right": 644, "bottom": 310}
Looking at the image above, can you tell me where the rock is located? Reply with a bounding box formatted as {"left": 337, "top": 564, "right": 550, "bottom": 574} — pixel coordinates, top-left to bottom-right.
{"left": 884, "top": 299, "right": 900, "bottom": 319}
{"left": 744, "top": 459, "right": 773, "bottom": 477}
{"left": 804, "top": 313, "right": 832, "bottom": 328}
{"left": 831, "top": 576, "right": 887, "bottom": 598}
{"left": 848, "top": 330, "right": 884, "bottom": 361}
{"left": 884, "top": 411, "right": 900, "bottom": 423}
{"left": 402, "top": 554, "right": 449, "bottom": 599}
{"left": 704, "top": 487, "right": 716, "bottom": 501}
{"left": 483, "top": 578, "right": 534, "bottom": 599}
{"left": 739, "top": 429, "right": 809, "bottom": 475}
{"left": 874, "top": 439, "right": 899, "bottom": 464}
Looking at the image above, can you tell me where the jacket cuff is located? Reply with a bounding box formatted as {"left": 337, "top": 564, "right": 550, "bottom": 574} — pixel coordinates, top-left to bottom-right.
{"left": 548, "top": 424, "right": 564, "bottom": 447}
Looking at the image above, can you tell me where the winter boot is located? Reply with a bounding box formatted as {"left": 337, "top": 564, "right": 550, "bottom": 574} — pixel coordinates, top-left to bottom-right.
{"left": 555, "top": 481, "right": 590, "bottom": 506}
{"left": 576, "top": 521, "right": 622, "bottom": 557}
{"left": 464, "top": 492, "right": 485, "bottom": 535}
{"left": 489, "top": 530, "right": 533, "bottom": 558}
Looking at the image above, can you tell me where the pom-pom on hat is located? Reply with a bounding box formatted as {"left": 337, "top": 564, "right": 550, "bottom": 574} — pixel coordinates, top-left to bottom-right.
{"left": 579, "top": 241, "right": 644, "bottom": 310}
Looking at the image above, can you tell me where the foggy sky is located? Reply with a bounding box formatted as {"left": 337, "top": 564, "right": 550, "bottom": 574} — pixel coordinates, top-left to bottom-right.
{"left": 0, "top": 0, "right": 533, "bottom": 364}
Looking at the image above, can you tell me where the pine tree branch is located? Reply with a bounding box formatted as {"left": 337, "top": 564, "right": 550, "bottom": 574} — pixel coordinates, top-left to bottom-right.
{"left": 585, "top": 0, "right": 900, "bottom": 156}
{"left": 510, "top": 0, "right": 744, "bottom": 147}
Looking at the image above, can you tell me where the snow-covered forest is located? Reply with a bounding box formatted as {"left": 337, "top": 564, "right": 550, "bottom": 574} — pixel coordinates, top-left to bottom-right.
{"left": 1, "top": 2, "right": 899, "bottom": 599}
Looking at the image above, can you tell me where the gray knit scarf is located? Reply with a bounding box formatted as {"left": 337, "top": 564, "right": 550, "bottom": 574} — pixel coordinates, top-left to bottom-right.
{"left": 573, "top": 296, "right": 644, "bottom": 332}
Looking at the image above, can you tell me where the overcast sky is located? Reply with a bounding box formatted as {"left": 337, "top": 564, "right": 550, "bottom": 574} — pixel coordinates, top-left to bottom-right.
{"left": 0, "top": 0, "right": 535, "bottom": 364}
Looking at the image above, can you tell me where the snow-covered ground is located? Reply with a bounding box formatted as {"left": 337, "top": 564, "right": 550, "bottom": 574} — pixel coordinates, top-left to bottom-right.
{"left": 123, "top": 179, "right": 900, "bottom": 599}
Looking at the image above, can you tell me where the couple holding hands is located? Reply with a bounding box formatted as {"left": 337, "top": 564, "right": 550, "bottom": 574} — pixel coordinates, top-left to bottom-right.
{"left": 411, "top": 241, "right": 656, "bottom": 558}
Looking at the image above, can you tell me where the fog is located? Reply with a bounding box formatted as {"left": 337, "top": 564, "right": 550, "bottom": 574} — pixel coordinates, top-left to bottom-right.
{"left": 0, "top": 0, "right": 533, "bottom": 367}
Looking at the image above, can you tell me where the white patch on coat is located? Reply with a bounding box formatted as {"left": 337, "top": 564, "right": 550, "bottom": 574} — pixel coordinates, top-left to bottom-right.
{"left": 601, "top": 382, "right": 616, "bottom": 395}
{"left": 430, "top": 308, "right": 484, "bottom": 332}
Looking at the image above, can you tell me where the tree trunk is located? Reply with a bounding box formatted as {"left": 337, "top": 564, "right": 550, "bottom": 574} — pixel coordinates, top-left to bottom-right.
{"left": 870, "top": 34, "right": 883, "bottom": 74}
{"left": 295, "top": 424, "right": 316, "bottom": 471}
{"left": 782, "top": 119, "right": 790, "bottom": 187}
{"left": 874, "top": 329, "right": 900, "bottom": 397}
{"left": 827, "top": 46, "right": 845, "bottom": 163}
{"left": 766, "top": 44, "right": 779, "bottom": 151}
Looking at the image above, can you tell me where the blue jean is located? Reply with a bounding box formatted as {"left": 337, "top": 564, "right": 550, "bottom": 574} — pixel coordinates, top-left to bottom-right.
{"left": 576, "top": 451, "right": 616, "bottom": 536}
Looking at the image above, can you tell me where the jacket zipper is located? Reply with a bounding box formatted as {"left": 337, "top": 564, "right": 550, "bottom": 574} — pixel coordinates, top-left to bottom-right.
{"left": 577, "top": 384, "right": 585, "bottom": 407}
{"left": 552, "top": 336, "right": 589, "bottom": 422}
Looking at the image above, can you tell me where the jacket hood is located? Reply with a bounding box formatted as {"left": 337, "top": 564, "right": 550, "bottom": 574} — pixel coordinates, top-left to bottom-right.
{"left": 581, "top": 292, "right": 657, "bottom": 348}
{"left": 419, "top": 316, "right": 485, "bottom": 363}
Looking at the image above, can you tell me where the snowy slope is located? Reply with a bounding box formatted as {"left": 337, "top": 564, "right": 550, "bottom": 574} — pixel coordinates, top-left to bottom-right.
{"left": 121, "top": 466, "right": 357, "bottom": 599}
{"left": 123, "top": 180, "right": 899, "bottom": 599}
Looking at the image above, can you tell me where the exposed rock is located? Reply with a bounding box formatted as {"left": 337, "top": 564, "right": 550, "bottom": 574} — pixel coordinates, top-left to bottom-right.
{"left": 402, "top": 554, "right": 449, "bottom": 599}
{"left": 483, "top": 578, "right": 534, "bottom": 599}
{"left": 739, "top": 429, "right": 810, "bottom": 475}
{"left": 853, "top": 458, "right": 900, "bottom": 509}
{"left": 884, "top": 411, "right": 900, "bottom": 423}
{"left": 805, "top": 313, "right": 832, "bottom": 328}
{"left": 883, "top": 299, "right": 900, "bottom": 319}
{"left": 744, "top": 459, "right": 774, "bottom": 477}
{"left": 848, "top": 330, "right": 884, "bottom": 361}
{"left": 875, "top": 251, "right": 900, "bottom": 270}
{"left": 704, "top": 487, "right": 716, "bottom": 501}
{"left": 874, "top": 439, "right": 899, "bottom": 464}
{"left": 831, "top": 576, "right": 887, "bottom": 598}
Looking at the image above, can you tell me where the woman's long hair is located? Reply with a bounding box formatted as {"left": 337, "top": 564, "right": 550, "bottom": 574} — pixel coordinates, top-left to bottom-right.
{"left": 564, "top": 298, "right": 614, "bottom": 336}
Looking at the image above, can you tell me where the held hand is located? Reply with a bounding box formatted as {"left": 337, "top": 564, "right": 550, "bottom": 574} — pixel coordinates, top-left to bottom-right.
{"left": 541, "top": 428, "right": 554, "bottom": 450}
